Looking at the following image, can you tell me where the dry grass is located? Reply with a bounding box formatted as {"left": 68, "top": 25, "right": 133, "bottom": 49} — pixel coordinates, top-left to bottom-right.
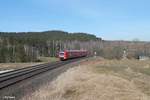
{"left": 0, "top": 63, "right": 44, "bottom": 70}
{"left": 22, "top": 58, "right": 150, "bottom": 100}
{"left": 0, "top": 57, "right": 58, "bottom": 71}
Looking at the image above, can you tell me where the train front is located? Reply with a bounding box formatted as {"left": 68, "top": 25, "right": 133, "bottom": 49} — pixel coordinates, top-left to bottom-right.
{"left": 58, "top": 51, "right": 67, "bottom": 61}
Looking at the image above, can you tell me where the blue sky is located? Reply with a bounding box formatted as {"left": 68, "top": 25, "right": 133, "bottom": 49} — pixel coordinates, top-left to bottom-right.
{"left": 0, "top": 0, "right": 150, "bottom": 41}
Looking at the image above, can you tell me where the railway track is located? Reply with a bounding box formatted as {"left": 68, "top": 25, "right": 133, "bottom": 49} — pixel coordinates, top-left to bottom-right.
{"left": 0, "top": 58, "right": 84, "bottom": 89}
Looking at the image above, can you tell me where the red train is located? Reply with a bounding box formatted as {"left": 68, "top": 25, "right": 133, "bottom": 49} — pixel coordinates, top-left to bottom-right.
{"left": 58, "top": 50, "right": 88, "bottom": 60}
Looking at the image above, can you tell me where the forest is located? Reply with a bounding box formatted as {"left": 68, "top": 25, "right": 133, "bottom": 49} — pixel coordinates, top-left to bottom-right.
{"left": 0, "top": 30, "right": 150, "bottom": 63}
{"left": 0, "top": 30, "right": 101, "bottom": 62}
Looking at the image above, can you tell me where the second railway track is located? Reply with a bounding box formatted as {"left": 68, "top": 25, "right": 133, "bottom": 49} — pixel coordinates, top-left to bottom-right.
{"left": 0, "top": 57, "right": 85, "bottom": 89}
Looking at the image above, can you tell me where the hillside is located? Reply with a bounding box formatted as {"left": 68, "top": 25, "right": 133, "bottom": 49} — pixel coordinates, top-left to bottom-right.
{"left": 0, "top": 30, "right": 100, "bottom": 41}
{"left": 0, "top": 30, "right": 150, "bottom": 63}
{"left": 0, "top": 30, "right": 101, "bottom": 63}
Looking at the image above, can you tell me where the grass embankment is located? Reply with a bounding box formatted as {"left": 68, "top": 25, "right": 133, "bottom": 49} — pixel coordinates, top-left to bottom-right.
{"left": 38, "top": 57, "right": 59, "bottom": 62}
{"left": 22, "top": 58, "right": 150, "bottom": 100}
{"left": 0, "top": 57, "right": 59, "bottom": 70}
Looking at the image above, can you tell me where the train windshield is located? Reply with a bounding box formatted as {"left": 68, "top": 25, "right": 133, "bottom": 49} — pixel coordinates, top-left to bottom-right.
{"left": 59, "top": 52, "right": 64, "bottom": 56}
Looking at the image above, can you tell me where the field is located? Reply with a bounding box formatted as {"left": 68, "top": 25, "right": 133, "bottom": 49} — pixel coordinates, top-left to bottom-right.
{"left": 0, "top": 57, "right": 58, "bottom": 71}
{"left": 22, "top": 57, "right": 150, "bottom": 100}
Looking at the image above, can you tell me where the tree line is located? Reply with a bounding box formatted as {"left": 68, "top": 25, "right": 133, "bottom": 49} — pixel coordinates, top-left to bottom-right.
{"left": 0, "top": 30, "right": 150, "bottom": 63}
{"left": 0, "top": 30, "right": 101, "bottom": 62}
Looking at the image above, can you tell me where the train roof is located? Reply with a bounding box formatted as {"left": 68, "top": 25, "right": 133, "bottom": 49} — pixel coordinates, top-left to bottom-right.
{"left": 59, "top": 50, "right": 87, "bottom": 52}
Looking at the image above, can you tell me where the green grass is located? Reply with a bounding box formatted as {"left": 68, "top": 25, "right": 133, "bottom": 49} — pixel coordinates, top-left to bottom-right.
{"left": 38, "top": 57, "right": 59, "bottom": 62}
{"left": 140, "top": 68, "right": 150, "bottom": 76}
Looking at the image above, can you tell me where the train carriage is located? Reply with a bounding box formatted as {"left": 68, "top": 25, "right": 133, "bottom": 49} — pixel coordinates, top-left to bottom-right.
{"left": 58, "top": 50, "right": 87, "bottom": 61}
